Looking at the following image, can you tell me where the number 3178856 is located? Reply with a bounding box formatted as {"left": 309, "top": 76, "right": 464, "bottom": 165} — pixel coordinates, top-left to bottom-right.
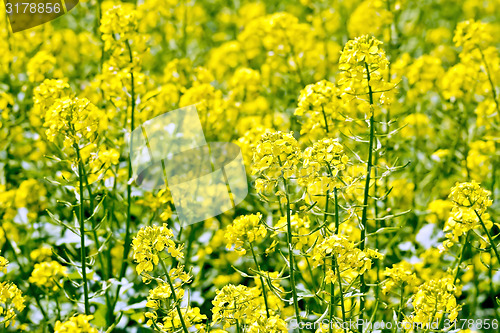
{"left": 5, "top": 2, "right": 61, "bottom": 14}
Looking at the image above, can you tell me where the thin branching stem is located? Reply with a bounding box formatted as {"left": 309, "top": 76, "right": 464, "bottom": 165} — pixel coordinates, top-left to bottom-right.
{"left": 249, "top": 242, "right": 271, "bottom": 318}
{"left": 74, "top": 144, "right": 90, "bottom": 315}
{"left": 359, "top": 62, "right": 376, "bottom": 320}
{"left": 159, "top": 258, "right": 190, "bottom": 333}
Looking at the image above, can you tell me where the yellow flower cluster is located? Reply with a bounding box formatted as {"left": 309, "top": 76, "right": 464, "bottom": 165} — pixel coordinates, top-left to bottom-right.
{"left": 28, "top": 261, "right": 68, "bottom": 292}
{"left": 238, "top": 12, "right": 312, "bottom": 60}
{"left": 225, "top": 213, "right": 266, "bottom": 255}
{"left": 453, "top": 19, "right": 494, "bottom": 53}
{"left": 400, "top": 113, "right": 432, "bottom": 138}
{"left": 273, "top": 214, "right": 315, "bottom": 251}
{"left": 32, "top": 79, "right": 70, "bottom": 127}
{"left": 179, "top": 82, "right": 230, "bottom": 141}
{"left": 338, "top": 35, "right": 392, "bottom": 106}
{"left": 382, "top": 261, "right": 418, "bottom": 294}
{"left": 237, "top": 126, "right": 271, "bottom": 166}
{"left": 302, "top": 139, "right": 349, "bottom": 177}
{"left": 406, "top": 55, "right": 444, "bottom": 100}
{"left": 247, "top": 315, "right": 288, "bottom": 333}
{"left": 54, "top": 314, "right": 98, "bottom": 333}
{"left": 449, "top": 181, "right": 492, "bottom": 215}
{"left": 144, "top": 264, "right": 195, "bottom": 330}
{"left": 211, "top": 284, "right": 262, "bottom": 330}
{"left": 0, "top": 255, "right": 8, "bottom": 274}
{"left": 1, "top": 254, "right": 24, "bottom": 328}
{"left": 295, "top": 80, "right": 343, "bottom": 139}
{"left": 228, "top": 67, "right": 262, "bottom": 100}
{"left": 312, "top": 234, "right": 381, "bottom": 284}
{"left": 412, "top": 276, "right": 460, "bottom": 323}
{"left": 348, "top": 0, "right": 393, "bottom": 38}
{"left": 132, "top": 224, "right": 184, "bottom": 276}
{"left": 27, "top": 51, "right": 56, "bottom": 82}
{"left": 0, "top": 282, "right": 26, "bottom": 328}
{"left": 100, "top": 3, "right": 147, "bottom": 68}
{"left": 466, "top": 140, "right": 495, "bottom": 181}
{"left": 136, "top": 189, "right": 173, "bottom": 222}
{"left": 251, "top": 131, "right": 301, "bottom": 192}
{"left": 100, "top": 5, "right": 138, "bottom": 48}
{"left": 30, "top": 246, "right": 53, "bottom": 262}
{"left": 443, "top": 182, "right": 493, "bottom": 247}
{"left": 43, "top": 97, "right": 108, "bottom": 149}
{"left": 156, "top": 306, "right": 207, "bottom": 332}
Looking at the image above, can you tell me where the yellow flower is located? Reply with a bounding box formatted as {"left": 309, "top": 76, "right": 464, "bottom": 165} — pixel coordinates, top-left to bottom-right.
{"left": 348, "top": 0, "right": 393, "bottom": 38}
{"left": 426, "top": 199, "right": 453, "bottom": 224}
{"left": 225, "top": 213, "right": 266, "bottom": 255}
{"left": 14, "top": 179, "right": 47, "bottom": 212}
{"left": 312, "top": 234, "right": 381, "bottom": 283}
{"left": 54, "top": 314, "right": 98, "bottom": 333}
{"left": 247, "top": 315, "right": 288, "bottom": 333}
{"left": 147, "top": 284, "right": 175, "bottom": 310}
{"left": 454, "top": 19, "right": 494, "bottom": 53}
{"left": 382, "top": 261, "right": 418, "bottom": 294}
{"left": 27, "top": 51, "right": 56, "bottom": 82}
{"left": 400, "top": 113, "right": 432, "bottom": 138}
{"left": 449, "top": 181, "right": 492, "bottom": 215}
{"left": 273, "top": 214, "right": 316, "bottom": 252}
{"left": 251, "top": 131, "right": 302, "bottom": 192}
{"left": 212, "top": 284, "right": 262, "bottom": 329}
{"left": 465, "top": 141, "right": 495, "bottom": 181}
{"left": 295, "top": 80, "right": 344, "bottom": 139}
{"left": 338, "top": 35, "right": 393, "bottom": 107}
{"left": 228, "top": 67, "right": 261, "bottom": 100}
{"left": 43, "top": 97, "right": 108, "bottom": 149}
{"left": 28, "top": 261, "right": 68, "bottom": 291}
{"left": 302, "top": 139, "right": 348, "bottom": 177}
{"left": 160, "top": 306, "right": 207, "bottom": 332}
{"left": 237, "top": 127, "right": 272, "bottom": 167}
{"left": 32, "top": 79, "right": 70, "bottom": 127}
{"left": 30, "top": 246, "right": 53, "bottom": 262}
{"left": 412, "top": 276, "right": 461, "bottom": 323}
{"left": 0, "top": 254, "right": 8, "bottom": 273}
{"left": 100, "top": 4, "right": 139, "bottom": 51}
{"left": 0, "top": 282, "right": 26, "bottom": 327}
{"left": 132, "top": 224, "right": 184, "bottom": 276}
{"left": 405, "top": 55, "right": 444, "bottom": 101}
{"left": 179, "top": 82, "right": 231, "bottom": 141}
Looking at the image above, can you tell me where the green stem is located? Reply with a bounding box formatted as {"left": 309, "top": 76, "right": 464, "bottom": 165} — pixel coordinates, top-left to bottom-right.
{"left": 249, "top": 243, "right": 270, "bottom": 318}
{"left": 184, "top": 225, "right": 196, "bottom": 269}
{"left": 283, "top": 182, "right": 303, "bottom": 332}
{"left": 323, "top": 189, "right": 330, "bottom": 226}
{"left": 334, "top": 256, "right": 347, "bottom": 333}
{"left": 159, "top": 258, "right": 190, "bottom": 333}
{"left": 75, "top": 145, "right": 90, "bottom": 315}
{"left": 329, "top": 257, "right": 334, "bottom": 333}
{"left": 437, "top": 231, "right": 469, "bottom": 330}
{"left": 332, "top": 188, "right": 347, "bottom": 332}
{"left": 477, "top": 211, "right": 500, "bottom": 264}
{"left": 476, "top": 212, "right": 500, "bottom": 321}
{"left": 79, "top": 164, "right": 114, "bottom": 325}
{"left": 321, "top": 106, "right": 330, "bottom": 134}
{"left": 397, "top": 283, "right": 404, "bottom": 322}
{"left": 359, "top": 63, "right": 376, "bottom": 320}
{"left": 112, "top": 39, "right": 137, "bottom": 320}
{"left": 453, "top": 231, "right": 469, "bottom": 285}
{"left": 478, "top": 47, "right": 500, "bottom": 121}
{"left": 334, "top": 187, "right": 339, "bottom": 232}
